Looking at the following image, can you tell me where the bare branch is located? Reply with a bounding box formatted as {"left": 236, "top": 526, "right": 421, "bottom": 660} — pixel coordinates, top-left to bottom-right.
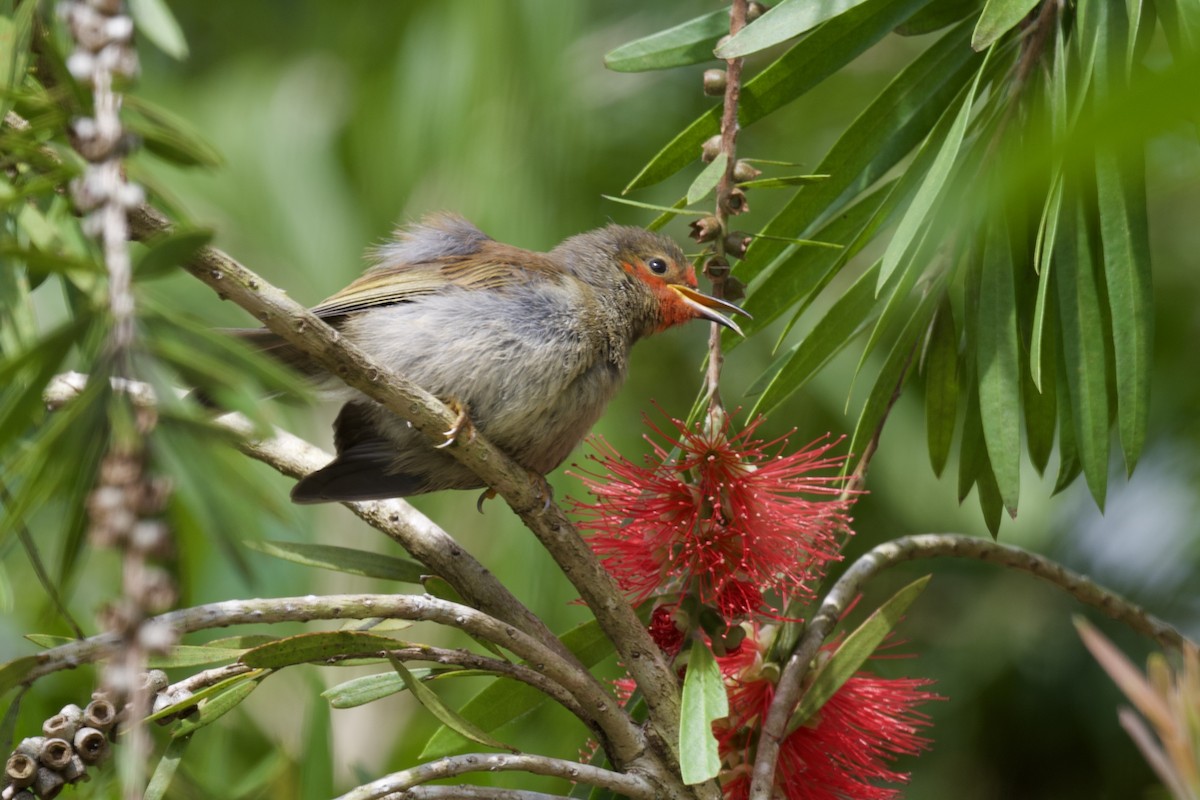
{"left": 748, "top": 533, "right": 1187, "bottom": 797}
{"left": 336, "top": 752, "right": 655, "bottom": 800}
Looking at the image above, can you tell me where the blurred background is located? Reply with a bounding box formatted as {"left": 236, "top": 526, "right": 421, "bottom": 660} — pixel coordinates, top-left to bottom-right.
{"left": 3, "top": 1, "right": 1199, "bottom": 797}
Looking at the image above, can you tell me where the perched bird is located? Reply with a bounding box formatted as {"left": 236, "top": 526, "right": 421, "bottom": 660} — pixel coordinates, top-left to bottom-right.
{"left": 240, "top": 213, "right": 747, "bottom": 504}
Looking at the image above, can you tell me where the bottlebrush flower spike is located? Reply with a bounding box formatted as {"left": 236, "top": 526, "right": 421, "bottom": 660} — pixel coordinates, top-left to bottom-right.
{"left": 571, "top": 412, "right": 855, "bottom": 621}
{"left": 716, "top": 635, "right": 940, "bottom": 800}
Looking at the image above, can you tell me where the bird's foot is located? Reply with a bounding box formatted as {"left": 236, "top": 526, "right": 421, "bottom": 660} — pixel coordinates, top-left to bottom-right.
{"left": 434, "top": 399, "right": 475, "bottom": 449}
{"left": 528, "top": 470, "right": 554, "bottom": 512}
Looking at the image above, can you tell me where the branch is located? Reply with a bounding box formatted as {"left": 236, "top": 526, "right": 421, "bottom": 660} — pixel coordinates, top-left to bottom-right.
{"left": 748, "top": 533, "right": 1188, "bottom": 798}
{"left": 124, "top": 204, "right": 688, "bottom": 785}
{"left": 16, "top": 593, "right": 643, "bottom": 763}
{"left": 336, "top": 753, "right": 655, "bottom": 800}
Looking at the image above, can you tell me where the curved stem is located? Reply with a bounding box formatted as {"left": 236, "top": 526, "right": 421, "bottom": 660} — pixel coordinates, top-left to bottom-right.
{"left": 748, "top": 532, "right": 1188, "bottom": 798}
{"left": 335, "top": 752, "right": 654, "bottom": 800}
{"left": 18, "top": 593, "right": 642, "bottom": 763}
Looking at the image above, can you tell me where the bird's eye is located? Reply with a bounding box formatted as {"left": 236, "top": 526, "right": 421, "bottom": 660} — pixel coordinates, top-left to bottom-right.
{"left": 647, "top": 257, "right": 669, "bottom": 274}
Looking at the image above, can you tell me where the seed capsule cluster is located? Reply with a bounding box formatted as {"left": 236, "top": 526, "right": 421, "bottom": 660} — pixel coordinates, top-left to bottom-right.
{"left": 2, "top": 694, "right": 118, "bottom": 800}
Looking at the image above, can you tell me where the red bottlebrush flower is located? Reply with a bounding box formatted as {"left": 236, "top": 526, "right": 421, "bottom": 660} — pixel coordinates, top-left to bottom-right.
{"left": 716, "top": 638, "right": 940, "bottom": 800}
{"left": 648, "top": 603, "right": 686, "bottom": 657}
{"left": 571, "top": 413, "right": 854, "bottom": 621}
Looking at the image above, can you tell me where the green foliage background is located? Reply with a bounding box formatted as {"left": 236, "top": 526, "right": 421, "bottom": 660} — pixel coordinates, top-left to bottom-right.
{"left": 2, "top": 1, "right": 1199, "bottom": 797}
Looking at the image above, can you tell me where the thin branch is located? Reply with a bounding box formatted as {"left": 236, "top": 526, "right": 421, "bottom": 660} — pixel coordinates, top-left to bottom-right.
{"left": 336, "top": 752, "right": 655, "bottom": 800}
{"left": 748, "top": 533, "right": 1188, "bottom": 798}
{"left": 380, "top": 788, "right": 572, "bottom": 800}
{"left": 16, "top": 593, "right": 643, "bottom": 764}
{"left": 124, "top": 204, "right": 690, "bottom": 791}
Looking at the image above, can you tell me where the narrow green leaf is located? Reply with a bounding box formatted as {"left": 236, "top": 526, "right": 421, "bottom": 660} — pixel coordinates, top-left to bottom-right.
{"left": 1023, "top": 339, "right": 1057, "bottom": 475}
{"left": 323, "top": 668, "right": 437, "bottom": 709}
{"left": 647, "top": 196, "right": 689, "bottom": 232}
{"left": 686, "top": 152, "right": 727, "bottom": 206}
{"left": 172, "top": 676, "right": 263, "bottom": 739}
{"left": 124, "top": 96, "right": 222, "bottom": 169}
{"left": 128, "top": 0, "right": 189, "bottom": 59}
{"left": 389, "top": 655, "right": 517, "bottom": 753}
{"left": 896, "top": 0, "right": 983, "bottom": 35}
{"left": 1030, "top": 174, "right": 1063, "bottom": 389}
{"left": 0, "top": 687, "right": 23, "bottom": 752}
{"left": 878, "top": 60, "right": 983, "bottom": 291}
{"left": 603, "top": 9, "right": 729, "bottom": 73}
{"left": 716, "top": 0, "right": 875, "bottom": 58}
{"left": 625, "top": 0, "right": 932, "bottom": 193}
{"left": 240, "top": 631, "right": 404, "bottom": 669}
{"left": 0, "top": 0, "right": 36, "bottom": 120}
{"left": 923, "top": 295, "right": 959, "bottom": 477}
{"left": 977, "top": 212, "right": 1021, "bottom": 517}
{"left": 971, "top": 0, "right": 1039, "bottom": 50}
{"left": 148, "top": 645, "right": 247, "bottom": 669}
{"left": 680, "top": 638, "right": 727, "bottom": 785}
{"left": 1094, "top": 149, "right": 1151, "bottom": 475}
{"left": 736, "top": 174, "right": 829, "bottom": 189}
{"left": 600, "top": 195, "right": 708, "bottom": 216}
{"left": 299, "top": 679, "right": 334, "bottom": 800}
{"left": 1054, "top": 196, "right": 1111, "bottom": 508}
{"left": 1054, "top": 344, "right": 1083, "bottom": 494}
{"left": 974, "top": 444, "right": 1004, "bottom": 536}
{"left": 740, "top": 19, "right": 980, "bottom": 280}
{"left": 958, "top": 377, "right": 983, "bottom": 503}
{"left": 244, "top": 540, "right": 425, "bottom": 584}
{"left": 749, "top": 261, "right": 881, "bottom": 414}
{"left": 790, "top": 576, "right": 931, "bottom": 731}
{"left": 146, "top": 671, "right": 266, "bottom": 725}
{"left": 145, "top": 735, "right": 191, "bottom": 800}
{"left": 419, "top": 619, "right": 615, "bottom": 759}
{"left": 0, "top": 655, "right": 38, "bottom": 697}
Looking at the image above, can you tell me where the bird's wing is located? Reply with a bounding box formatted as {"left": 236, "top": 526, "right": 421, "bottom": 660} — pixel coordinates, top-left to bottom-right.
{"left": 311, "top": 217, "right": 561, "bottom": 319}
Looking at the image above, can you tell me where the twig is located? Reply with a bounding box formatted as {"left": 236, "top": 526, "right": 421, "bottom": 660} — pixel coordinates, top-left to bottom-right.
{"left": 747, "top": 533, "right": 1187, "bottom": 798}
{"left": 335, "top": 752, "right": 654, "bottom": 800}
{"left": 16, "top": 593, "right": 643, "bottom": 765}
{"left": 123, "top": 204, "right": 692, "bottom": 796}
{"left": 379, "top": 788, "right": 571, "bottom": 800}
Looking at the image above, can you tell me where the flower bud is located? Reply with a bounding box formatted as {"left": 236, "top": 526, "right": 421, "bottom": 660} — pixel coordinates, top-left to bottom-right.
{"left": 732, "top": 159, "right": 762, "bottom": 183}
{"left": 33, "top": 767, "right": 65, "bottom": 800}
{"left": 4, "top": 752, "right": 36, "bottom": 789}
{"left": 700, "top": 134, "right": 722, "bottom": 164}
{"left": 83, "top": 697, "right": 117, "bottom": 733}
{"left": 688, "top": 216, "right": 721, "bottom": 243}
{"left": 38, "top": 738, "right": 73, "bottom": 771}
{"left": 702, "top": 69, "right": 726, "bottom": 96}
{"left": 42, "top": 705, "right": 83, "bottom": 740}
{"left": 723, "top": 231, "right": 752, "bottom": 259}
{"left": 73, "top": 727, "right": 110, "bottom": 765}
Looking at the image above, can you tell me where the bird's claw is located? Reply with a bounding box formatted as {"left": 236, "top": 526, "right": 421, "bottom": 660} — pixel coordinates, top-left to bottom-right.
{"left": 435, "top": 400, "right": 475, "bottom": 449}
{"left": 476, "top": 488, "right": 497, "bottom": 514}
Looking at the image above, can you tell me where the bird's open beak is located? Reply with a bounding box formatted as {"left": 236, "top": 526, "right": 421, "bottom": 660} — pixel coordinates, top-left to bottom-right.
{"left": 670, "top": 285, "right": 752, "bottom": 337}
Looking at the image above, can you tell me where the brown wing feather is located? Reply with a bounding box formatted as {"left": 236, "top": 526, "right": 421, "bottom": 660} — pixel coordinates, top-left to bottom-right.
{"left": 310, "top": 244, "right": 565, "bottom": 319}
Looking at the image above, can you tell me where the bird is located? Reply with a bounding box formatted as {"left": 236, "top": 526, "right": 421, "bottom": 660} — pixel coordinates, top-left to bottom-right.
{"left": 237, "top": 213, "right": 748, "bottom": 504}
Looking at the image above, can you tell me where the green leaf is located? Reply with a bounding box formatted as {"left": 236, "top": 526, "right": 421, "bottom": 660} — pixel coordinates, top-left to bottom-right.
{"left": 976, "top": 211, "right": 1020, "bottom": 517}
{"left": 1053, "top": 340, "right": 1083, "bottom": 494}
{"left": 149, "top": 645, "right": 247, "bottom": 669}
{"left": 878, "top": 59, "right": 983, "bottom": 291}
{"left": 172, "top": 675, "right": 263, "bottom": 739}
{"left": 686, "top": 152, "right": 727, "bottom": 206}
{"left": 128, "top": 0, "right": 189, "bottom": 59}
{"left": 896, "top": 0, "right": 983, "bottom": 35}
{"left": 244, "top": 540, "right": 426, "bottom": 584}
{"left": 323, "top": 668, "right": 437, "bottom": 709}
{"left": 389, "top": 655, "right": 517, "bottom": 753}
{"left": 647, "top": 196, "right": 689, "bottom": 231}
{"left": 1022, "top": 342, "right": 1057, "bottom": 476}
{"left": 974, "top": 443, "right": 1004, "bottom": 536}
{"left": 716, "top": 0, "right": 876, "bottom": 58}
{"left": 145, "top": 670, "right": 266, "bottom": 725}
{"left": 0, "top": 655, "right": 39, "bottom": 697}
{"left": 1030, "top": 174, "right": 1063, "bottom": 389}
{"left": 145, "top": 735, "right": 191, "bottom": 800}
{"left": 958, "top": 377, "right": 983, "bottom": 503}
{"left": 134, "top": 229, "right": 214, "bottom": 280}
{"left": 299, "top": 678, "right": 334, "bottom": 800}
{"left": 923, "top": 295, "right": 959, "bottom": 477}
{"left": 240, "top": 631, "right": 405, "bottom": 669}
{"left": 419, "top": 619, "right": 615, "bottom": 759}
{"left": 971, "top": 0, "right": 1040, "bottom": 50}
{"left": 603, "top": 9, "right": 729, "bottom": 73}
{"left": 1094, "top": 149, "right": 1151, "bottom": 475}
{"left": 599, "top": 195, "right": 709, "bottom": 217}
{"left": 789, "top": 575, "right": 931, "bottom": 731}
{"left": 0, "top": 0, "right": 36, "bottom": 120}
{"left": 679, "top": 638, "right": 727, "bottom": 785}
{"left": 625, "top": 0, "right": 933, "bottom": 193}
{"left": 741, "top": 19, "right": 981, "bottom": 283}
{"left": 736, "top": 174, "right": 829, "bottom": 189}
{"left": 749, "top": 261, "right": 881, "bottom": 414}
{"left": 1054, "top": 195, "right": 1111, "bottom": 508}
{"left": 124, "top": 96, "right": 223, "bottom": 169}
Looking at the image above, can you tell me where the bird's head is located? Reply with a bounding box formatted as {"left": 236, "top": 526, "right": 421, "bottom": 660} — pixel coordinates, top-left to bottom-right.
{"left": 557, "top": 225, "right": 749, "bottom": 336}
